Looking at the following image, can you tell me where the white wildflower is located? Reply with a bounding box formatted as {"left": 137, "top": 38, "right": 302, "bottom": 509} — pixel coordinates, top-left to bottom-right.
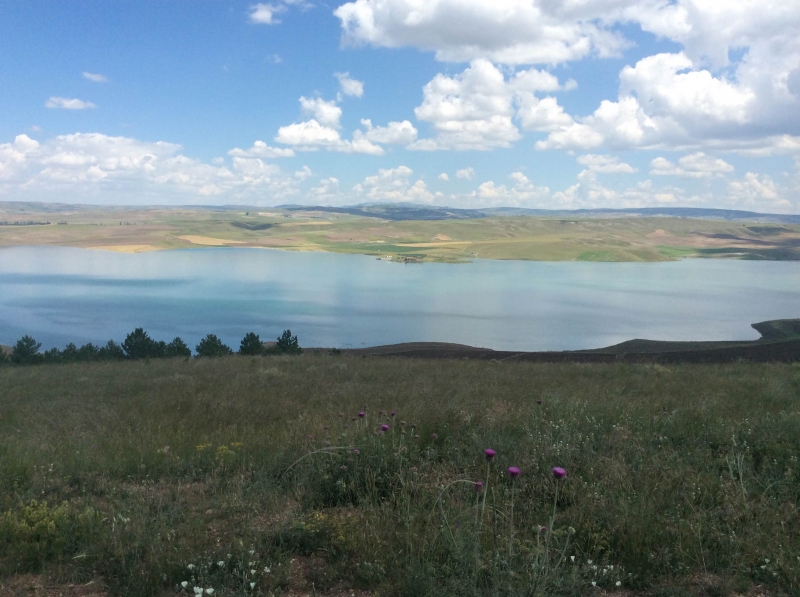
{"left": 264, "top": 567, "right": 271, "bottom": 574}
{"left": 217, "top": 561, "right": 225, "bottom": 567}
{"left": 181, "top": 581, "right": 188, "bottom": 588}
{"left": 251, "top": 569, "right": 256, "bottom": 575}
{"left": 570, "top": 556, "right": 575, "bottom": 562}
{"left": 193, "top": 589, "right": 203, "bottom": 596}
{"left": 591, "top": 581, "right": 596, "bottom": 587}
{"left": 616, "top": 581, "right": 621, "bottom": 587}
{"left": 206, "top": 590, "right": 214, "bottom": 595}
{"left": 250, "top": 582, "right": 256, "bottom": 589}
{"left": 187, "top": 564, "right": 195, "bottom": 570}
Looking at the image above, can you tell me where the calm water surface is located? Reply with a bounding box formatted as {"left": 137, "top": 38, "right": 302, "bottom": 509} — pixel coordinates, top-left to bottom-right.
{"left": 1, "top": 246, "right": 799, "bottom": 351}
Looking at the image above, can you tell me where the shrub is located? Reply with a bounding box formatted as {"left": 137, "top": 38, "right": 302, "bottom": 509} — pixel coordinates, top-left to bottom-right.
{"left": 10, "top": 335, "right": 42, "bottom": 365}
{"left": 239, "top": 332, "right": 264, "bottom": 356}
{"left": 195, "top": 334, "right": 233, "bottom": 358}
{"left": 276, "top": 329, "right": 302, "bottom": 355}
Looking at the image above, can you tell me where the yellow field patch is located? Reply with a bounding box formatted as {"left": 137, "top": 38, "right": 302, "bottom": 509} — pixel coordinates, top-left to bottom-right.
{"left": 178, "top": 235, "right": 245, "bottom": 246}
{"left": 87, "top": 245, "right": 158, "bottom": 253}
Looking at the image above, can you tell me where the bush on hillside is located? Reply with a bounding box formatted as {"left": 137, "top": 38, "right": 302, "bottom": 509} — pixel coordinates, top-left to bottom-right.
{"left": 10, "top": 335, "right": 42, "bottom": 365}
{"left": 195, "top": 334, "right": 233, "bottom": 358}
{"left": 276, "top": 329, "right": 302, "bottom": 355}
{"left": 239, "top": 332, "right": 264, "bottom": 356}
{"left": 97, "top": 340, "right": 125, "bottom": 361}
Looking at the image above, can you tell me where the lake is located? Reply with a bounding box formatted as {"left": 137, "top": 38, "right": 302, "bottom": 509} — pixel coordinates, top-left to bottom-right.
{"left": 1, "top": 246, "right": 799, "bottom": 352}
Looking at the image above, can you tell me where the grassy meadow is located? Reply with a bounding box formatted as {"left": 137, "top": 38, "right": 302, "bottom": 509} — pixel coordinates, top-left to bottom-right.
{"left": 2, "top": 202, "right": 800, "bottom": 262}
{"left": 1, "top": 355, "right": 799, "bottom": 596}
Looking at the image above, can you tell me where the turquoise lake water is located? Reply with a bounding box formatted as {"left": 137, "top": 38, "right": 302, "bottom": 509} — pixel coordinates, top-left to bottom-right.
{"left": 1, "top": 246, "right": 799, "bottom": 352}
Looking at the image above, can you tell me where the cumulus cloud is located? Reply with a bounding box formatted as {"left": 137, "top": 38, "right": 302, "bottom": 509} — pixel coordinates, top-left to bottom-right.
{"left": 228, "top": 140, "right": 296, "bottom": 158}
{"left": 468, "top": 171, "right": 550, "bottom": 207}
{"left": 0, "top": 132, "right": 300, "bottom": 204}
{"left": 727, "top": 173, "right": 791, "bottom": 211}
{"left": 249, "top": 0, "right": 310, "bottom": 25}
{"left": 438, "top": 173, "right": 449, "bottom": 181}
{"left": 456, "top": 167, "right": 475, "bottom": 180}
{"left": 82, "top": 72, "right": 107, "bottom": 83}
{"left": 334, "top": 72, "right": 364, "bottom": 98}
{"left": 353, "top": 166, "right": 436, "bottom": 203}
{"left": 356, "top": 119, "right": 418, "bottom": 145}
{"left": 408, "top": 59, "right": 574, "bottom": 151}
{"left": 334, "top": 0, "right": 629, "bottom": 65}
{"left": 650, "top": 153, "right": 734, "bottom": 178}
{"left": 576, "top": 154, "right": 637, "bottom": 174}
{"left": 299, "top": 96, "right": 342, "bottom": 128}
{"left": 45, "top": 97, "right": 97, "bottom": 110}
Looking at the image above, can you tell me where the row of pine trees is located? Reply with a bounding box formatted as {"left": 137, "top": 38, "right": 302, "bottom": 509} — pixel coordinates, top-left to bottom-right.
{"left": 0, "top": 328, "right": 301, "bottom": 366}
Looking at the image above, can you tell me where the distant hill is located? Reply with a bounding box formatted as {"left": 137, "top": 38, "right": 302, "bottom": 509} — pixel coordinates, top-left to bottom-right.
{"left": 285, "top": 203, "right": 800, "bottom": 223}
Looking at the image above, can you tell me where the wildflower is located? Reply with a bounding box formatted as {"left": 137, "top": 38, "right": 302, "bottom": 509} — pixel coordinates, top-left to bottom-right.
{"left": 358, "top": 412, "right": 366, "bottom": 418}
{"left": 410, "top": 466, "right": 417, "bottom": 471}
{"left": 616, "top": 581, "right": 621, "bottom": 587}
{"left": 250, "top": 569, "right": 256, "bottom": 575}
{"left": 431, "top": 433, "right": 438, "bottom": 440}
{"left": 390, "top": 411, "right": 396, "bottom": 417}
{"left": 194, "top": 589, "right": 203, "bottom": 596}
{"left": 541, "top": 526, "right": 547, "bottom": 532}
{"left": 591, "top": 581, "right": 597, "bottom": 587}
{"left": 507, "top": 466, "right": 521, "bottom": 478}
{"left": 250, "top": 583, "right": 256, "bottom": 589}
{"left": 307, "top": 434, "right": 313, "bottom": 439}
{"left": 587, "top": 559, "right": 592, "bottom": 564}
{"left": 206, "top": 590, "right": 215, "bottom": 595}
{"left": 340, "top": 465, "right": 347, "bottom": 470}
{"left": 181, "top": 581, "right": 188, "bottom": 588}
{"left": 353, "top": 449, "right": 360, "bottom": 454}
{"left": 264, "top": 566, "right": 271, "bottom": 573}
{"left": 381, "top": 424, "right": 390, "bottom": 432}
{"left": 570, "top": 556, "right": 575, "bottom": 562}
{"left": 324, "top": 425, "right": 329, "bottom": 430}
{"left": 475, "top": 481, "right": 484, "bottom": 491}
{"left": 217, "top": 561, "right": 225, "bottom": 567}
{"left": 536, "top": 399, "right": 542, "bottom": 404}
{"left": 552, "top": 466, "right": 567, "bottom": 479}
{"left": 484, "top": 448, "right": 496, "bottom": 461}
{"left": 187, "top": 564, "right": 196, "bottom": 570}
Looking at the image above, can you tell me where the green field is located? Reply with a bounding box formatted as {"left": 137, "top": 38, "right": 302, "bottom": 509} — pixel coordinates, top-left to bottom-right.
{"left": 2, "top": 202, "right": 800, "bottom": 262}
{"left": 1, "top": 356, "right": 799, "bottom": 595}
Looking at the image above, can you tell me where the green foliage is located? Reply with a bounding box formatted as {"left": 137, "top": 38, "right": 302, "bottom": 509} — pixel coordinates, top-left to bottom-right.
{"left": 122, "top": 328, "right": 163, "bottom": 359}
{"left": 97, "top": 339, "right": 126, "bottom": 361}
{"left": 165, "top": 337, "right": 191, "bottom": 358}
{"left": 195, "top": 334, "right": 233, "bottom": 357}
{"left": 0, "top": 500, "right": 99, "bottom": 570}
{"left": 10, "top": 335, "right": 42, "bottom": 365}
{"left": 239, "top": 332, "right": 264, "bottom": 356}
{"left": 275, "top": 329, "right": 302, "bottom": 354}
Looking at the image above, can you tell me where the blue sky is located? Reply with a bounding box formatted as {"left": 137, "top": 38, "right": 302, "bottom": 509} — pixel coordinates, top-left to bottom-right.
{"left": 1, "top": 0, "right": 799, "bottom": 212}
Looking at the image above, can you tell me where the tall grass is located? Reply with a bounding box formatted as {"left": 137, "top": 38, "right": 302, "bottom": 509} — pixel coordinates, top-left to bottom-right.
{"left": 1, "top": 355, "right": 798, "bottom": 595}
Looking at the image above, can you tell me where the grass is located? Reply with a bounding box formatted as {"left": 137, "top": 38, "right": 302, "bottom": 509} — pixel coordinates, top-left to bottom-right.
{"left": 1, "top": 355, "right": 799, "bottom": 595}
{"left": 2, "top": 203, "right": 800, "bottom": 262}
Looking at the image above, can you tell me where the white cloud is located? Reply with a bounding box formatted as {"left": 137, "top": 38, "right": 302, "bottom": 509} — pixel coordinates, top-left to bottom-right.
{"left": 249, "top": 3, "right": 286, "bottom": 25}
{"left": 467, "top": 171, "right": 550, "bottom": 207}
{"left": 299, "top": 96, "right": 342, "bottom": 128}
{"left": 334, "top": 0, "right": 629, "bottom": 65}
{"left": 82, "top": 72, "right": 107, "bottom": 83}
{"left": 275, "top": 120, "right": 384, "bottom": 155}
{"left": 295, "top": 165, "right": 312, "bottom": 180}
{"left": 228, "top": 140, "right": 296, "bottom": 158}
{"left": 456, "top": 168, "right": 475, "bottom": 180}
{"left": 727, "top": 172, "right": 791, "bottom": 211}
{"left": 576, "top": 154, "right": 637, "bottom": 174}
{"left": 650, "top": 152, "right": 734, "bottom": 178}
{"left": 0, "top": 132, "right": 300, "bottom": 204}
{"left": 356, "top": 119, "right": 418, "bottom": 145}
{"left": 438, "top": 173, "right": 449, "bottom": 181}
{"left": 409, "top": 59, "right": 576, "bottom": 151}
{"left": 334, "top": 72, "right": 364, "bottom": 98}
{"left": 354, "top": 166, "right": 435, "bottom": 203}
{"left": 45, "top": 97, "right": 97, "bottom": 110}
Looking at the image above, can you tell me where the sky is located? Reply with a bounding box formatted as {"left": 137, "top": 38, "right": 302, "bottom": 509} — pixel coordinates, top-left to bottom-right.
{"left": 1, "top": 0, "right": 799, "bottom": 212}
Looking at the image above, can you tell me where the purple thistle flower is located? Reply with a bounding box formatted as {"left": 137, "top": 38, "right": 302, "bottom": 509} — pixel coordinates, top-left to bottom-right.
{"left": 358, "top": 412, "right": 366, "bottom": 418}
{"left": 353, "top": 449, "right": 360, "bottom": 454}
{"left": 381, "top": 424, "right": 390, "bottom": 432}
{"left": 306, "top": 434, "right": 313, "bottom": 439}
{"left": 507, "top": 466, "right": 521, "bottom": 478}
{"left": 484, "top": 448, "right": 496, "bottom": 461}
{"left": 475, "top": 481, "right": 484, "bottom": 492}
{"left": 410, "top": 466, "right": 417, "bottom": 471}
{"left": 536, "top": 399, "right": 542, "bottom": 405}
{"left": 552, "top": 467, "right": 567, "bottom": 479}
{"left": 431, "top": 433, "right": 438, "bottom": 440}
{"left": 340, "top": 465, "right": 346, "bottom": 470}
{"left": 390, "top": 411, "right": 396, "bottom": 417}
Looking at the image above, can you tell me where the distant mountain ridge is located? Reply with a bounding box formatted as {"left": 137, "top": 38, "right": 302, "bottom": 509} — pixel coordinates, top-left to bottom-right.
{"left": 284, "top": 203, "right": 800, "bottom": 223}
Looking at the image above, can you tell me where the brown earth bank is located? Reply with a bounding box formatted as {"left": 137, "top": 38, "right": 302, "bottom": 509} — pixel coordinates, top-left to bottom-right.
{"left": 332, "top": 319, "right": 800, "bottom": 364}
